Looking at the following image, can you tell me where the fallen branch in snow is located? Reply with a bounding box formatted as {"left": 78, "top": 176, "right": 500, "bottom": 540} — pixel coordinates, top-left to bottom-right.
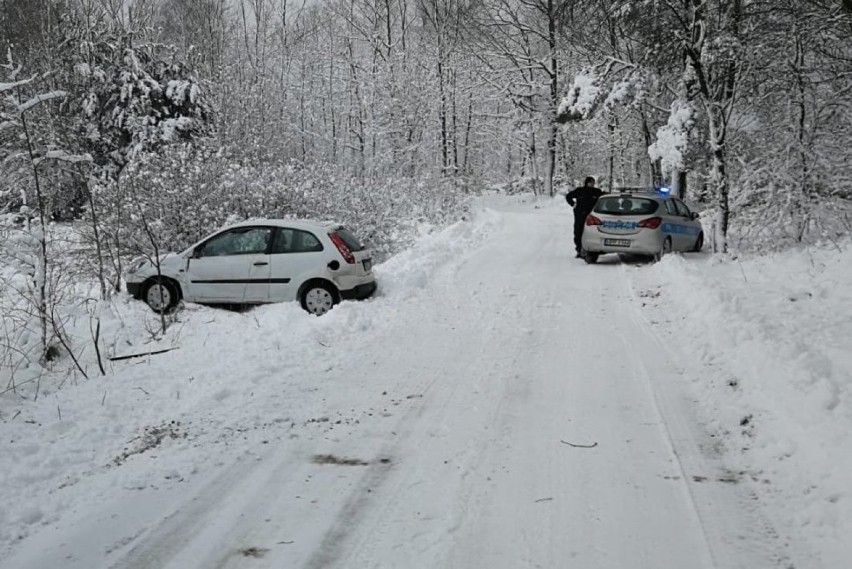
{"left": 0, "top": 376, "right": 41, "bottom": 396}
{"left": 736, "top": 260, "right": 749, "bottom": 283}
{"left": 534, "top": 497, "right": 553, "bottom": 503}
{"left": 108, "top": 347, "right": 179, "bottom": 361}
{"left": 560, "top": 439, "right": 598, "bottom": 448}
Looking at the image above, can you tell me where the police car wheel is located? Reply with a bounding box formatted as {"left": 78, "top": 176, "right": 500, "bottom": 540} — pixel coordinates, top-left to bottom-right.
{"left": 691, "top": 232, "right": 704, "bottom": 253}
{"left": 654, "top": 237, "right": 672, "bottom": 262}
{"left": 584, "top": 252, "right": 599, "bottom": 264}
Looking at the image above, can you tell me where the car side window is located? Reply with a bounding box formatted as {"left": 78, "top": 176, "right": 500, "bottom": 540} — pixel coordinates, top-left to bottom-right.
{"left": 673, "top": 199, "right": 691, "bottom": 217}
{"left": 299, "top": 231, "right": 323, "bottom": 252}
{"left": 271, "top": 228, "right": 324, "bottom": 254}
{"left": 200, "top": 227, "right": 272, "bottom": 257}
{"left": 664, "top": 200, "right": 679, "bottom": 216}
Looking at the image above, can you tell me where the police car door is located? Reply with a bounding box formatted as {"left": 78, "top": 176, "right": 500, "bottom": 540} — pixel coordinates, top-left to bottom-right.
{"left": 672, "top": 198, "right": 701, "bottom": 251}
{"left": 661, "top": 199, "right": 686, "bottom": 249}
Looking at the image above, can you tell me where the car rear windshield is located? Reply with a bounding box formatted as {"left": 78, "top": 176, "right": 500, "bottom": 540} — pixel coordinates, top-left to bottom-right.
{"left": 335, "top": 226, "right": 365, "bottom": 251}
{"left": 594, "top": 196, "right": 659, "bottom": 216}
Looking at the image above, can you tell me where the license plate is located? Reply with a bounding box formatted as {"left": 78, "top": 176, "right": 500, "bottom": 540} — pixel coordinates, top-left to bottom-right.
{"left": 603, "top": 239, "right": 631, "bottom": 247}
{"left": 363, "top": 259, "right": 372, "bottom": 271}
{"left": 602, "top": 220, "right": 637, "bottom": 230}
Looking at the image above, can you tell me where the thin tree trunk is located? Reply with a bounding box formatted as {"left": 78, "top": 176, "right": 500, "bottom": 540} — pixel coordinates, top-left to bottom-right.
{"left": 438, "top": 56, "right": 448, "bottom": 174}
{"left": 793, "top": 30, "right": 810, "bottom": 235}
{"left": 86, "top": 178, "right": 107, "bottom": 299}
{"left": 451, "top": 68, "right": 459, "bottom": 174}
{"left": 607, "top": 117, "right": 615, "bottom": 193}
{"left": 640, "top": 106, "right": 662, "bottom": 186}
{"left": 18, "top": 109, "right": 49, "bottom": 356}
{"left": 462, "top": 85, "right": 473, "bottom": 175}
{"left": 708, "top": 108, "right": 729, "bottom": 253}
{"left": 545, "top": 0, "right": 558, "bottom": 196}
{"left": 529, "top": 130, "right": 540, "bottom": 195}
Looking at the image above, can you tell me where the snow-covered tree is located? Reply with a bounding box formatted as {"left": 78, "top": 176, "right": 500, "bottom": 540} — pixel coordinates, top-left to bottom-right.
{"left": 46, "top": 13, "right": 213, "bottom": 293}
{"left": 1, "top": 50, "right": 92, "bottom": 361}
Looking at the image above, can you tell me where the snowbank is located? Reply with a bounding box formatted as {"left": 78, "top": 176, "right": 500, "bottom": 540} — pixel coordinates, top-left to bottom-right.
{"left": 632, "top": 243, "right": 852, "bottom": 568}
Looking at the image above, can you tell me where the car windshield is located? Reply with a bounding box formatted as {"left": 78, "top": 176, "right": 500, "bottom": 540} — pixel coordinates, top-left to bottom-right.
{"left": 594, "top": 196, "right": 659, "bottom": 216}
{"left": 335, "top": 226, "right": 365, "bottom": 251}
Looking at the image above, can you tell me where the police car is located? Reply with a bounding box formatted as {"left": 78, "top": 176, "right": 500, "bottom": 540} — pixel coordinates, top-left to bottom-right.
{"left": 580, "top": 187, "right": 703, "bottom": 263}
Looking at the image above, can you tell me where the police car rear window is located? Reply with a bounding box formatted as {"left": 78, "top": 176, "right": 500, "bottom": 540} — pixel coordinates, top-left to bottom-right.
{"left": 594, "top": 197, "right": 659, "bottom": 216}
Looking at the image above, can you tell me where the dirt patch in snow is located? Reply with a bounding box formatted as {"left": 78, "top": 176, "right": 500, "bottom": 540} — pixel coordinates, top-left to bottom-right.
{"left": 312, "top": 454, "right": 369, "bottom": 466}
{"left": 238, "top": 547, "right": 269, "bottom": 558}
{"left": 312, "top": 454, "right": 392, "bottom": 467}
{"left": 113, "top": 421, "right": 185, "bottom": 465}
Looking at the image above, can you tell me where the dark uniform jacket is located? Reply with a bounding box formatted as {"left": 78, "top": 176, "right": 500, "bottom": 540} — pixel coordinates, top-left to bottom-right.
{"left": 565, "top": 186, "right": 604, "bottom": 218}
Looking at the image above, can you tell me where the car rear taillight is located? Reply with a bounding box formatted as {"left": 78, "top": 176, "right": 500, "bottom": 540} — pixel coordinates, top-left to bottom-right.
{"left": 328, "top": 232, "right": 356, "bottom": 264}
{"left": 585, "top": 215, "right": 602, "bottom": 226}
{"left": 637, "top": 217, "right": 662, "bottom": 229}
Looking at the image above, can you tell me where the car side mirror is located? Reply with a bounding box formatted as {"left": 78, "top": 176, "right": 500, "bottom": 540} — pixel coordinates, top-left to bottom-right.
{"left": 192, "top": 246, "right": 205, "bottom": 259}
{"left": 690, "top": 212, "right": 700, "bottom": 220}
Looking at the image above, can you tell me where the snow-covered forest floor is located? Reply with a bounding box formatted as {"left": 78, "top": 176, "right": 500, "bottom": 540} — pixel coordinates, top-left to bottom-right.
{"left": 1, "top": 194, "right": 849, "bottom": 568}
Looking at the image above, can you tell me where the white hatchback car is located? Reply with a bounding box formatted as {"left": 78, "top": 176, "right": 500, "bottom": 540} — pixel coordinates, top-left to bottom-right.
{"left": 125, "top": 220, "right": 376, "bottom": 315}
{"left": 581, "top": 189, "right": 704, "bottom": 263}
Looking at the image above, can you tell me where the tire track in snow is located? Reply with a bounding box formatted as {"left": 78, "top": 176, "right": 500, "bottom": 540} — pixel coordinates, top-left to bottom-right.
{"left": 211, "top": 216, "right": 512, "bottom": 569}
{"left": 301, "top": 265, "right": 527, "bottom": 567}
{"left": 289, "top": 210, "right": 558, "bottom": 569}
{"left": 623, "top": 274, "right": 794, "bottom": 569}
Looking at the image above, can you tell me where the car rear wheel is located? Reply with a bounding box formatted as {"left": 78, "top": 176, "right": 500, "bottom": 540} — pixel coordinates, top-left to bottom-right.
{"left": 143, "top": 278, "right": 179, "bottom": 314}
{"left": 691, "top": 232, "right": 704, "bottom": 253}
{"left": 301, "top": 282, "right": 338, "bottom": 316}
{"left": 584, "top": 251, "right": 599, "bottom": 264}
{"left": 654, "top": 237, "right": 672, "bottom": 262}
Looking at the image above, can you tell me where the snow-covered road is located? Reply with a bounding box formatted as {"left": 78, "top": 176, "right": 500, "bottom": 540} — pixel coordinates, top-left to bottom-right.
{"left": 2, "top": 198, "right": 807, "bottom": 568}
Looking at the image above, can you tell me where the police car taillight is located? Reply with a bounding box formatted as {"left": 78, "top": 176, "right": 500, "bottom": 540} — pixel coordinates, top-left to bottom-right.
{"left": 637, "top": 217, "right": 662, "bottom": 229}
{"left": 585, "top": 215, "right": 602, "bottom": 226}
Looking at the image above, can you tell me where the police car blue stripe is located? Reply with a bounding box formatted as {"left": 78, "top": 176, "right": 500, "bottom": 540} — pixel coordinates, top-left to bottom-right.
{"left": 661, "top": 223, "right": 701, "bottom": 236}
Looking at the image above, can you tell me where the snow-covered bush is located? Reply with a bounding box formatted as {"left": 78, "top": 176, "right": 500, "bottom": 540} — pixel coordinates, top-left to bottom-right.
{"left": 83, "top": 143, "right": 472, "bottom": 272}
{"left": 648, "top": 100, "right": 694, "bottom": 177}
{"left": 0, "top": 217, "right": 87, "bottom": 392}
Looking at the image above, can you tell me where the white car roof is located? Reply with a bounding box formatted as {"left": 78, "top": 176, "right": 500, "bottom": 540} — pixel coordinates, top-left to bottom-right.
{"left": 226, "top": 219, "right": 341, "bottom": 231}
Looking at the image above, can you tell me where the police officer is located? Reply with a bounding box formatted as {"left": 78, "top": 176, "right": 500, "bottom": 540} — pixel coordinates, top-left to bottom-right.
{"left": 565, "top": 176, "right": 604, "bottom": 258}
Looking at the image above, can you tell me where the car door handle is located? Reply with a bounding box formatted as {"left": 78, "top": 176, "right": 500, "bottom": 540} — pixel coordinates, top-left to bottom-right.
{"left": 253, "top": 262, "right": 268, "bottom": 266}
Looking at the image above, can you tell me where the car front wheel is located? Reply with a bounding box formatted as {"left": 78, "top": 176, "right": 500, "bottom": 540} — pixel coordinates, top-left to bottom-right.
{"left": 691, "top": 232, "right": 704, "bottom": 253}
{"left": 143, "top": 278, "right": 179, "bottom": 313}
{"left": 301, "top": 282, "right": 338, "bottom": 316}
{"left": 584, "top": 251, "right": 599, "bottom": 264}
